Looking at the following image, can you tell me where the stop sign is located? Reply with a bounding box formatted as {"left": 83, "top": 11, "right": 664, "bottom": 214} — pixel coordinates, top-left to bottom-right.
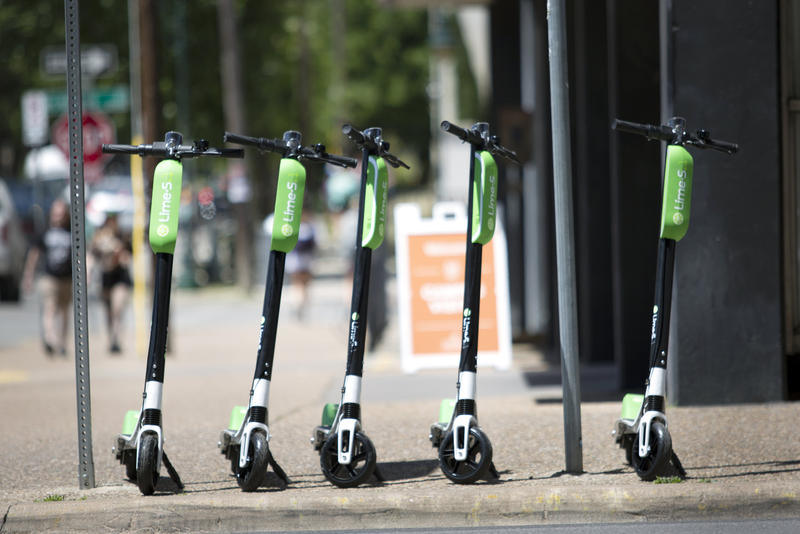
{"left": 52, "top": 111, "right": 115, "bottom": 181}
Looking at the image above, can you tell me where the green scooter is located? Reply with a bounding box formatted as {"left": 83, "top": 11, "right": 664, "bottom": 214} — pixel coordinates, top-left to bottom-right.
{"left": 612, "top": 117, "right": 737, "bottom": 480}
{"left": 218, "top": 130, "right": 356, "bottom": 491}
{"left": 105, "top": 132, "right": 243, "bottom": 495}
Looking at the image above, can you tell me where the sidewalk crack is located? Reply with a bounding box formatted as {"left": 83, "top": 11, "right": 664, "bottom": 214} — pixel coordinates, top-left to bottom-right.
{"left": 1, "top": 504, "right": 11, "bottom": 533}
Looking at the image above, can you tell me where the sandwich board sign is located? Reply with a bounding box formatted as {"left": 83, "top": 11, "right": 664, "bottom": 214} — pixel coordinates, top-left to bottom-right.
{"left": 394, "top": 202, "right": 512, "bottom": 373}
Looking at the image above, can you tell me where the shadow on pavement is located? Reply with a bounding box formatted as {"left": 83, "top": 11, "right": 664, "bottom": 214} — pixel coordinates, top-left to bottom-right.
{"left": 376, "top": 459, "right": 439, "bottom": 482}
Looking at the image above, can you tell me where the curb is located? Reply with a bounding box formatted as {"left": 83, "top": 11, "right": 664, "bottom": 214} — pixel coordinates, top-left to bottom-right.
{"left": 4, "top": 481, "right": 799, "bottom": 533}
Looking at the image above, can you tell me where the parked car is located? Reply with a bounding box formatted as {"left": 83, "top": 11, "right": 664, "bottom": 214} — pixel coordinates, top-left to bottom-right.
{"left": 0, "top": 178, "right": 27, "bottom": 301}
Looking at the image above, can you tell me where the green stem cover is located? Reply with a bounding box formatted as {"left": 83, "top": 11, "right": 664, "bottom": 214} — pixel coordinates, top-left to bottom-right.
{"left": 149, "top": 159, "right": 182, "bottom": 254}
{"left": 471, "top": 150, "right": 499, "bottom": 245}
{"left": 659, "top": 145, "right": 694, "bottom": 241}
{"left": 271, "top": 158, "right": 306, "bottom": 252}
{"left": 361, "top": 155, "right": 388, "bottom": 249}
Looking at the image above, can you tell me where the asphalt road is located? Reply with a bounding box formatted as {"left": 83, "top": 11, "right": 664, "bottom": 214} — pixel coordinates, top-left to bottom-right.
{"left": 252, "top": 519, "right": 800, "bottom": 534}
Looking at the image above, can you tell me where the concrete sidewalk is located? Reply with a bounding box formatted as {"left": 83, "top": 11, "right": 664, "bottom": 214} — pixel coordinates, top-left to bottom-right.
{"left": 1, "top": 282, "right": 799, "bottom": 532}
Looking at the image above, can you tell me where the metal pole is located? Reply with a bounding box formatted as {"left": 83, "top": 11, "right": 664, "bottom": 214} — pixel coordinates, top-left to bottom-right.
{"left": 64, "top": 0, "right": 95, "bottom": 489}
{"left": 547, "top": 0, "right": 583, "bottom": 473}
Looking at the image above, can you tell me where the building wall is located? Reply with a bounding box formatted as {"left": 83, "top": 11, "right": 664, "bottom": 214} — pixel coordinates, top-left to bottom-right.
{"left": 667, "top": 0, "right": 784, "bottom": 404}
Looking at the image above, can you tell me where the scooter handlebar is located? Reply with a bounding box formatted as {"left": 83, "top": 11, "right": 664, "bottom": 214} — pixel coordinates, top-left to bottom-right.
{"left": 690, "top": 130, "right": 738, "bottom": 154}
{"left": 297, "top": 145, "right": 358, "bottom": 168}
{"left": 102, "top": 143, "right": 243, "bottom": 159}
{"left": 342, "top": 124, "right": 367, "bottom": 146}
{"left": 224, "top": 131, "right": 284, "bottom": 153}
{"left": 341, "top": 123, "right": 410, "bottom": 169}
{"left": 612, "top": 119, "right": 674, "bottom": 142}
{"left": 441, "top": 120, "right": 484, "bottom": 145}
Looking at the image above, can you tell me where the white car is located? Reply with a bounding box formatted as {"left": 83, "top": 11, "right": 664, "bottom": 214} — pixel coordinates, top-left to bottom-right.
{"left": 0, "top": 178, "right": 27, "bottom": 301}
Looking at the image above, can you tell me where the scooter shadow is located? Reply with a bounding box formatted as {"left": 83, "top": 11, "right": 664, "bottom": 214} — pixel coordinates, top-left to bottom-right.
{"left": 685, "top": 459, "right": 800, "bottom": 479}
{"left": 375, "top": 459, "right": 439, "bottom": 482}
{"left": 376, "top": 460, "right": 509, "bottom": 486}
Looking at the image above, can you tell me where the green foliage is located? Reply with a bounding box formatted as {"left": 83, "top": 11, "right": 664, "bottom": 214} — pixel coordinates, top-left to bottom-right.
{"left": 0, "top": 0, "right": 436, "bottom": 206}
{"left": 38, "top": 493, "right": 65, "bottom": 502}
{"left": 0, "top": 0, "right": 130, "bottom": 175}
{"left": 653, "top": 476, "right": 684, "bottom": 484}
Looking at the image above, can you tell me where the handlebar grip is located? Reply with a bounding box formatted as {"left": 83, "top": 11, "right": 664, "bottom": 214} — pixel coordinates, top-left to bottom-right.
{"left": 102, "top": 144, "right": 142, "bottom": 154}
{"left": 441, "top": 120, "right": 485, "bottom": 146}
{"left": 706, "top": 138, "right": 738, "bottom": 154}
{"left": 324, "top": 153, "right": 358, "bottom": 168}
{"left": 612, "top": 119, "right": 674, "bottom": 141}
{"left": 224, "top": 131, "right": 281, "bottom": 152}
{"left": 342, "top": 124, "right": 366, "bottom": 144}
{"left": 215, "top": 147, "right": 245, "bottom": 158}
{"left": 440, "top": 120, "right": 468, "bottom": 140}
{"left": 493, "top": 145, "right": 519, "bottom": 163}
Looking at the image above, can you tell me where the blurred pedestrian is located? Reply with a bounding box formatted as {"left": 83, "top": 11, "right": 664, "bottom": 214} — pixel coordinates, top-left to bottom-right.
{"left": 286, "top": 210, "right": 316, "bottom": 318}
{"left": 90, "top": 212, "right": 132, "bottom": 354}
{"left": 22, "top": 199, "right": 72, "bottom": 356}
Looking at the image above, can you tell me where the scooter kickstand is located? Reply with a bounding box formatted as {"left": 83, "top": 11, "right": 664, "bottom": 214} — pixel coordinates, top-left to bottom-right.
{"left": 161, "top": 451, "right": 184, "bottom": 491}
{"left": 670, "top": 450, "right": 687, "bottom": 479}
{"left": 372, "top": 464, "right": 385, "bottom": 483}
{"left": 488, "top": 462, "right": 499, "bottom": 479}
{"left": 268, "top": 452, "right": 290, "bottom": 485}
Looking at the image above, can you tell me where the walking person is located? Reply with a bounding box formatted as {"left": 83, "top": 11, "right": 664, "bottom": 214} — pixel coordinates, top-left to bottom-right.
{"left": 285, "top": 210, "right": 316, "bottom": 318}
{"left": 22, "top": 199, "right": 72, "bottom": 356}
{"left": 90, "top": 212, "right": 132, "bottom": 354}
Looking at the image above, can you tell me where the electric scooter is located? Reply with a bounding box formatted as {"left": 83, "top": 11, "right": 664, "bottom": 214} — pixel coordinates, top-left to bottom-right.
{"left": 429, "top": 121, "right": 517, "bottom": 484}
{"left": 217, "top": 130, "right": 357, "bottom": 491}
{"left": 310, "top": 124, "right": 409, "bottom": 488}
{"left": 611, "top": 117, "right": 737, "bottom": 481}
{"left": 106, "top": 132, "right": 243, "bottom": 495}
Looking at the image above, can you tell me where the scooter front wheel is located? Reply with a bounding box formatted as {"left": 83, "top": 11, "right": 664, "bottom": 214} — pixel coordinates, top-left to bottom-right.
{"left": 438, "top": 427, "right": 493, "bottom": 484}
{"left": 236, "top": 431, "right": 268, "bottom": 491}
{"left": 136, "top": 433, "right": 159, "bottom": 495}
{"left": 631, "top": 421, "right": 672, "bottom": 481}
{"left": 319, "top": 431, "right": 377, "bottom": 488}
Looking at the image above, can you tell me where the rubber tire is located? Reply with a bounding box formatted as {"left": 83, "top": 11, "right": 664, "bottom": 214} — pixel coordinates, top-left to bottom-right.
{"left": 438, "top": 426, "right": 493, "bottom": 484}
{"left": 631, "top": 421, "right": 672, "bottom": 481}
{"left": 236, "top": 432, "right": 268, "bottom": 492}
{"left": 319, "top": 431, "right": 377, "bottom": 488}
{"left": 136, "top": 433, "right": 159, "bottom": 495}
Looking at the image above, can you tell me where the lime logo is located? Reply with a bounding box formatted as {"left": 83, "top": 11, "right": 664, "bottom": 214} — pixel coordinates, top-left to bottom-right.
{"left": 488, "top": 218, "right": 495, "bottom": 231}
{"left": 260, "top": 316, "right": 265, "bottom": 325}
{"left": 352, "top": 312, "right": 359, "bottom": 321}
{"left": 463, "top": 308, "right": 472, "bottom": 317}
{"left": 156, "top": 224, "right": 169, "bottom": 238}
{"left": 672, "top": 212, "right": 684, "bottom": 225}
{"left": 653, "top": 305, "right": 658, "bottom": 313}
{"left": 280, "top": 223, "right": 293, "bottom": 237}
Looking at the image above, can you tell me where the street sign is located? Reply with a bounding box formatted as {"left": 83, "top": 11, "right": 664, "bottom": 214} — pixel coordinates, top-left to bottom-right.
{"left": 52, "top": 111, "right": 115, "bottom": 183}
{"left": 394, "top": 202, "right": 512, "bottom": 373}
{"left": 21, "top": 90, "right": 49, "bottom": 146}
{"left": 40, "top": 44, "right": 117, "bottom": 78}
{"left": 45, "top": 86, "right": 129, "bottom": 114}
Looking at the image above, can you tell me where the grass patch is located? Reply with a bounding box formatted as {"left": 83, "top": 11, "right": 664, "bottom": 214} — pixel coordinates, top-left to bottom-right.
{"left": 698, "top": 478, "right": 712, "bottom": 483}
{"left": 653, "top": 476, "right": 684, "bottom": 484}
{"left": 38, "top": 494, "right": 65, "bottom": 502}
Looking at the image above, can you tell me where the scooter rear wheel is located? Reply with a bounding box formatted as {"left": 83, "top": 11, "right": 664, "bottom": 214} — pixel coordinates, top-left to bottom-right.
{"left": 319, "top": 431, "right": 377, "bottom": 488}
{"left": 236, "top": 431, "right": 268, "bottom": 492}
{"left": 136, "top": 433, "right": 159, "bottom": 495}
{"left": 631, "top": 421, "right": 672, "bottom": 481}
{"left": 438, "top": 427, "right": 493, "bottom": 484}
